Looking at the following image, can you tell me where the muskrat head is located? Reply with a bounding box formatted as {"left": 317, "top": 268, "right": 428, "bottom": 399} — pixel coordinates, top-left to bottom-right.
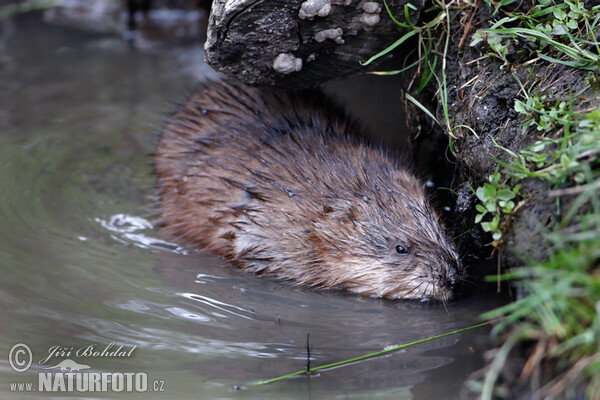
{"left": 311, "top": 191, "right": 464, "bottom": 302}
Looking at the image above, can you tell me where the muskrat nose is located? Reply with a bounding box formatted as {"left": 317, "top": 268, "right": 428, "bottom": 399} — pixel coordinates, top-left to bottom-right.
{"left": 444, "top": 261, "right": 462, "bottom": 290}
{"left": 447, "top": 267, "right": 458, "bottom": 285}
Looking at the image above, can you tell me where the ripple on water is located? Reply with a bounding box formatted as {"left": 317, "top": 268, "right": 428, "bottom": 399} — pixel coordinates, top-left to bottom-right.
{"left": 165, "top": 307, "right": 213, "bottom": 323}
{"left": 95, "top": 213, "right": 189, "bottom": 254}
{"left": 178, "top": 292, "right": 255, "bottom": 321}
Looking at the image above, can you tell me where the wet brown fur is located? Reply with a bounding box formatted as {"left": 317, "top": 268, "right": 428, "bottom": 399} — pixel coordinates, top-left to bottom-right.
{"left": 155, "top": 80, "right": 464, "bottom": 301}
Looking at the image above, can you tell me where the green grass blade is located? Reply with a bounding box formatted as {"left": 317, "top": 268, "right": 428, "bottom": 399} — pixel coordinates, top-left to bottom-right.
{"left": 368, "top": 59, "right": 420, "bottom": 75}
{"left": 254, "top": 320, "right": 495, "bottom": 386}
{"left": 537, "top": 53, "right": 596, "bottom": 70}
{"left": 360, "top": 30, "right": 418, "bottom": 66}
{"left": 383, "top": 0, "right": 411, "bottom": 28}
{"left": 405, "top": 93, "right": 440, "bottom": 126}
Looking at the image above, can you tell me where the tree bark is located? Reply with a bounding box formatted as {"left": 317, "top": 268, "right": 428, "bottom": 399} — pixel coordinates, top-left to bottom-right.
{"left": 205, "top": 0, "right": 423, "bottom": 88}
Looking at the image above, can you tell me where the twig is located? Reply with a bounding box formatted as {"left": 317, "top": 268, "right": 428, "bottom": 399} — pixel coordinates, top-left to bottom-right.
{"left": 458, "top": 1, "right": 479, "bottom": 49}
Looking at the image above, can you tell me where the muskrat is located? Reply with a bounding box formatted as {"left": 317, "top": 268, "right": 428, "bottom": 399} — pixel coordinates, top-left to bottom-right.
{"left": 155, "top": 80, "right": 464, "bottom": 301}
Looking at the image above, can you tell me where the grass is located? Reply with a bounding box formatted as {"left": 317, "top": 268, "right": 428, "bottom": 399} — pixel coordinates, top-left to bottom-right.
{"left": 254, "top": 320, "right": 496, "bottom": 386}
{"left": 364, "top": 0, "right": 600, "bottom": 398}
{"left": 471, "top": 0, "right": 600, "bottom": 70}
{"left": 364, "top": 1, "right": 457, "bottom": 133}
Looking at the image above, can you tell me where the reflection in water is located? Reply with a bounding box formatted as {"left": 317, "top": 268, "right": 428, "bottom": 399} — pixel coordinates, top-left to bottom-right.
{"left": 0, "top": 16, "right": 507, "bottom": 400}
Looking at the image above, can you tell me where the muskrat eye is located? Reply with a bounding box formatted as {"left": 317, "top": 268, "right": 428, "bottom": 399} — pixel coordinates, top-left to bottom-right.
{"left": 395, "top": 245, "right": 408, "bottom": 254}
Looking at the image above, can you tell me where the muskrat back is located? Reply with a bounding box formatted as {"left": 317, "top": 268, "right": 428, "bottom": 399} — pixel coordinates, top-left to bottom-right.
{"left": 155, "top": 80, "right": 464, "bottom": 301}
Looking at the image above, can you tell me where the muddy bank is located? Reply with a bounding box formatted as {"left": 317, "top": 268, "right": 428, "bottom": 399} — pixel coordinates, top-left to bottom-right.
{"left": 443, "top": 25, "right": 597, "bottom": 265}
{"left": 415, "top": 1, "right": 600, "bottom": 397}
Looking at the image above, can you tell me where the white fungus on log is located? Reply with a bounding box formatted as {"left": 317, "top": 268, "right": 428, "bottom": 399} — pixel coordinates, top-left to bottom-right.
{"left": 362, "top": 2, "right": 381, "bottom": 13}
{"left": 360, "top": 1, "right": 381, "bottom": 31}
{"left": 205, "top": 0, "right": 424, "bottom": 87}
{"left": 314, "top": 27, "right": 344, "bottom": 44}
{"left": 298, "top": 0, "right": 334, "bottom": 20}
{"left": 360, "top": 12, "right": 380, "bottom": 30}
{"left": 272, "top": 53, "right": 303, "bottom": 74}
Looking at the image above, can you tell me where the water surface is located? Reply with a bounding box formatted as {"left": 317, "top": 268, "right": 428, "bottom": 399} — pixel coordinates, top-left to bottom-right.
{"left": 0, "top": 16, "right": 506, "bottom": 400}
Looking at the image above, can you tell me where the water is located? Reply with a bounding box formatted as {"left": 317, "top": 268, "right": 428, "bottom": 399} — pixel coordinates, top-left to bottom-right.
{"left": 0, "top": 16, "right": 506, "bottom": 399}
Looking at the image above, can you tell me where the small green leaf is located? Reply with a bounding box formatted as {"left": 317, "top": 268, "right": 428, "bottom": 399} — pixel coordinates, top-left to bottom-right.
{"left": 553, "top": 8, "right": 567, "bottom": 20}
{"left": 483, "top": 183, "right": 497, "bottom": 199}
{"left": 497, "top": 189, "right": 516, "bottom": 201}
{"left": 586, "top": 108, "right": 600, "bottom": 121}
{"left": 515, "top": 100, "right": 527, "bottom": 114}
{"left": 470, "top": 30, "right": 485, "bottom": 47}
{"left": 490, "top": 215, "right": 500, "bottom": 230}
{"left": 504, "top": 201, "right": 515, "bottom": 212}
{"left": 530, "top": 141, "right": 547, "bottom": 152}
{"left": 489, "top": 172, "right": 501, "bottom": 186}
{"left": 486, "top": 202, "right": 497, "bottom": 213}
{"left": 476, "top": 187, "right": 487, "bottom": 201}
{"left": 561, "top": 154, "right": 576, "bottom": 169}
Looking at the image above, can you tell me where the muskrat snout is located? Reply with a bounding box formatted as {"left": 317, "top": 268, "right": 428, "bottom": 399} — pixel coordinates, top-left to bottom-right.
{"left": 446, "top": 259, "right": 462, "bottom": 288}
{"left": 431, "top": 255, "right": 464, "bottom": 301}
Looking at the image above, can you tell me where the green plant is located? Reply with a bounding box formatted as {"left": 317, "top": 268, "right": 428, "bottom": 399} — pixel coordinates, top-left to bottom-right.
{"left": 363, "top": 0, "right": 470, "bottom": 135}
{"left": 495, "top": 88, "right": 599, "bottom": 187}
{"left": 482, "top": 219, "right": 600, "bottom": 398}
{"left": 471, "top": 1, "right": 600, "bottom": 69}
{"left": 467, "top": 2, "right": 600, "bottom": 397}
{"left": 474, "top": 171, "right": 520, "bottom": 242}
{"left": 362, "top": 1, "right": 447, "bottom": 94}
{"left": 364, "top": 2, "right": 600, "bottom": 396}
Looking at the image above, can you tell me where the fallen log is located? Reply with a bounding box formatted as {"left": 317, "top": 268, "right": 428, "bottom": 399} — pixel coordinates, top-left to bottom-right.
{"left": 205, "top": 0, "right": 422, "bottom": 88}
